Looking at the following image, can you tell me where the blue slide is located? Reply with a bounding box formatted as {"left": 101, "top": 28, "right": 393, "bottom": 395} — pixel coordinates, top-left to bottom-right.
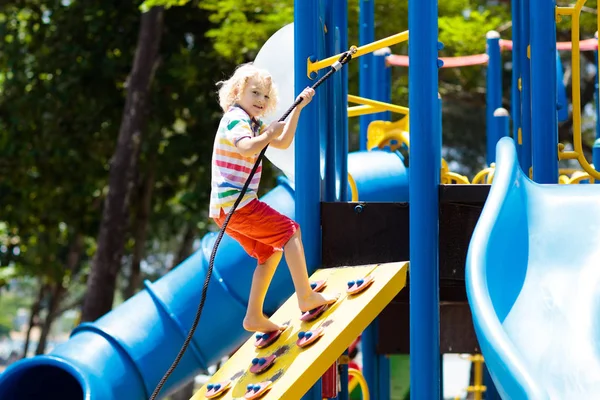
{"left": 466, "top": 137, "right": 600, "bottom": 399}
{"left": 0, "top": 150, "right": 409, "bottom": 400}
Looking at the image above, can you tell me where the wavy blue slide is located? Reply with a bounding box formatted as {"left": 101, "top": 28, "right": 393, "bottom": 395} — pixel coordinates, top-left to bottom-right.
{"left": 0, "top": 150, "right": 409, "bottom": 400}
{"left": 466, "top": 137, "right": 600, "bottom": 399}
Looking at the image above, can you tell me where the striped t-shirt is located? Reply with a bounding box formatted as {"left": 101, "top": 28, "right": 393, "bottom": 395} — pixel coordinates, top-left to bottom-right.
{"left": 209, "top": 105, "right": 265, "bottom": 217}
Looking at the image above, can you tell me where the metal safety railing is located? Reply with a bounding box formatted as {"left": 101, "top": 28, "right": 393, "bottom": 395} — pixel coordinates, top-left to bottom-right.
{"left": 347, "top": 95, "right": 409, "bottom": 118}
{"left": 346, "top": 367, "right": 370, "bottom": 400}
{"left": 305, "top": 31, "right": 410, "bottom": 120}
{"left": 348, "top": 173, "right": 359, "bottom": 201}
{"left": 454, "top": 354, "right": 486, "bottom": 400}
{"left": 308, "top": 30, "right": 409, "bottom": 75}
{"left": 556, "top": 1, "right": 600, "bottom": 179}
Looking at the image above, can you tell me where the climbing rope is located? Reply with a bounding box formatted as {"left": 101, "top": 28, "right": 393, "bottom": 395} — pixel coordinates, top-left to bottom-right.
{"left": 149, "top": 46, "right": 357, "bottom": 400}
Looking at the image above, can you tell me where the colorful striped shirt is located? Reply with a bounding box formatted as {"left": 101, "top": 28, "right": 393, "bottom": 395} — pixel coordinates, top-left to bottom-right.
{"left": 209, "top": 105, "right": 265, "bottom": 217}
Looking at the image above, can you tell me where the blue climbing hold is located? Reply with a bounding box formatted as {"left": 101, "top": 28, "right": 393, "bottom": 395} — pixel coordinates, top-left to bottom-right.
{"left": 258, "top": 358, "right": 266, "bottom": 365}
{"left": 252, "top": 358, "right": 259, "bottom": 365}
{"left": 298, "top": 331, "right": 305, "bottom": 339}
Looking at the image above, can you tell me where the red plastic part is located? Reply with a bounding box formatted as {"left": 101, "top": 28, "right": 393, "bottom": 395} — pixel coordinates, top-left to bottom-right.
{"left": 249, "top": 354, "right": 277, "bottom": 374}
{"left": 300, "top": 304, "right": 329, "bottom": 322}
{"left": 347, "top": 275, "right": 374, "bottom": 295}
{"left": 310, "top": 279, "right": 327, "bottom": 292}
{"left": 296, "top": 327, "right": 324, "bottom": 348}
{"left": 321, "top": 362, "right": 338, "bottom": 398}
{"left": 205, "top": 380, "right": 231, "bottom": 399}
{"left": 254, "top": 325, "right": 287, "bottom": 349}
{"left": 244, "top": 381, "right": 273, "bottom": 399}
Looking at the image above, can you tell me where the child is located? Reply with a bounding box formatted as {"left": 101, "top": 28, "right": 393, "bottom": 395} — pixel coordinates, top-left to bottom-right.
{"left": 210, "top": 63, "right": 339, "bottom": 334}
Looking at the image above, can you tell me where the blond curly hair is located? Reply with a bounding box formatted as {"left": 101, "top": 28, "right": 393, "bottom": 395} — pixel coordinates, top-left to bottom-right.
{"left": 216, "top": 63, "right": 279, "bottom": 117}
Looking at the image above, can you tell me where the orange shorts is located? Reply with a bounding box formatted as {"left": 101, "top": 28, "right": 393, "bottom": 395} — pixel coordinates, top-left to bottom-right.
{"left": 213, "top": 199, "right": 299, "bottom": 264}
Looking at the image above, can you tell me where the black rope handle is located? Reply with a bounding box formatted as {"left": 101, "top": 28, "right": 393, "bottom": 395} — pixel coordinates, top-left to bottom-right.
{"left": 149, "top": 45, "right": 356, "bottom": 400}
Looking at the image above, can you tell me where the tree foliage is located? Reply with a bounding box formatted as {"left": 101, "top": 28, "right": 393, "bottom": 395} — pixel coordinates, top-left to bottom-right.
{"left": 1, "top": 0, "right": 598, "bottom": 360}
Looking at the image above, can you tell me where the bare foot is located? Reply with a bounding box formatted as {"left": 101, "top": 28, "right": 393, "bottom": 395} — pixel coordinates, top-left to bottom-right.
{"left": 243, "top": 314, "right": 286, "bottom": 333}
{"left": 298, "top": 291, "right": 339, "bottom": 313}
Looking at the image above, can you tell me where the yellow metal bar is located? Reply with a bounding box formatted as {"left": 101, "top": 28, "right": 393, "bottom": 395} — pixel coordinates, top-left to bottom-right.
{"left": 308, "top": 31, "right": 409, "bottom": 74}
{"left": 348, "top": 95, "right": 409, "bottom": 115}
{"left": 473, "top": 354, "right": 484, "bottom": 400}
{"left": 455, "top": 354, "right": 487, "bottom": 399}
{"left": 348, "top": 105, "right": 389, "bottom": 118}
{"left": 556, "top": 6, "right": 574, "bottom": 16}
{"left": 347, "top": 368, "right": 369, "bottom": 400}
{"left": 559, "top": 0, "right": 600, "bottom": 179}
{"left": 472, "top": 166, "right": 495, "bottom": 184}
{"left": 559, "top": 168, "right": 584, "bottom": 175}
{"left": 567, "top": 171, "right": 595, "bottom": 184}
{"left": 348, "top": 173, "right": 359, "bottom": 202}
{"left": 442, "top": 172, "right": 470, "bottom": 185}
{"left": 557, "top": 149, "right": 579, "bottom": 160}
{"left": 191, "top": 262, "right": 408, "bottom": 400}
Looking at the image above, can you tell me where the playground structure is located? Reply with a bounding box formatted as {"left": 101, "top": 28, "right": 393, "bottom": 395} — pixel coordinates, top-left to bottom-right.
{"left": 1, "top": 0, "right": 600, "bottom": 399}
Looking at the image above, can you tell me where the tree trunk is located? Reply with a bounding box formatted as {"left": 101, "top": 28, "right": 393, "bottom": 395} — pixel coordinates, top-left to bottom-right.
{"left": 81, "top": 7, "right": 164, "bottom": 322}
{"left": 36, "top": 232, "right": 84, "bottom": 355}
{"left": 170, "top": 222, "right": 198, "bottom": 270}
{"left": 124, "top": 159, "right": 156, "bottom": 300}
{"left": 35, "top": 283, "right": 64, "bottom": 355}
{"left": 22, "top": 281, "right": 46, "bottom": 359}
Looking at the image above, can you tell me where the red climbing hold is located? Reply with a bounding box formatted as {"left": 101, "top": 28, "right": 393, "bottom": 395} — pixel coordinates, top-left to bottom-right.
{"left": 253, "top": 325, "right": 287, "bottom": 349}
{"left": 346, "top": 275, "right": 374, "bottom": 295}
{"left": 296, "top": 327, "right": 325, "bottom": 348}
{"left": 310, "top": 279, "right": 327, "bottom": 292}
{"left": 300, "top": 303, "right": 329, "bottom": 322}
{"left": 244, "top": 381, "right": 273, "bottom": 399}
{"left": 204, "top": 380, "right": 231, "bottom": 399}
{"left": 249, "top": 354, "right": 277, "bottom": 374}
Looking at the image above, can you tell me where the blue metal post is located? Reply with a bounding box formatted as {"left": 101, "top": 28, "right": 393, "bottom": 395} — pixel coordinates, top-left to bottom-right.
{"left": 295, "top": 2, "right": 323, "bottom": 398}
{"left": 520, "top": 0, "right": 533, "bottom": 175}
{"left": 362, "top": 320, "right": 390, "bottom": 399}
{"left": 359, "top": 0, "right": 375, "bottom": 149}
{"left": 489, "top": 108, "right": 510, "bottom": 161}
{"left": 530, "top": 0, "right": 558, "bottom": 183}
{"left": 362, "top": 322, "right": 378, "bottom": 399}
{"left": 294, "top": 0, "right": 322, "bottom": 291}
{"left": 325, "top": 0, "right": 349, "bottom": 203}
{"left": 486, "top": 31, "right": 502, "bottom": 166}
{"left": 334, "top": 0, "right": 348, "bottom": 202}
{"left": 378, "top": 353, "right": 390, "bottom": 400}
{"left": 324, "top": 1, "right": 337, "bottom": 203}
{"left": 511, "top": 0, "right": 523, "bottom": 164}
{"left": 408, "top": 0, "right": 441, "bottom": 398}
{"left": 338, "top": 350, "right": 349, "bottom": 400}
